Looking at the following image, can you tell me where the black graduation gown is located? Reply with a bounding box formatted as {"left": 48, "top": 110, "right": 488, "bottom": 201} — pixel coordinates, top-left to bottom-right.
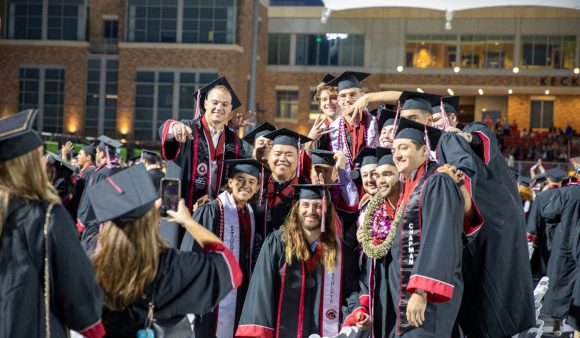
{"left": 236, "top": 230, "right": 360, "bottom": 338}
{"left": 541, "top": 184, "right": 580, "bottom": 320}
{"left": 78, "top": 164, "right": 124, "bottom": 255}
{"left": 102, "top": 246, "right": 242, "bottom": 338}
{"left": 68, "top": 165, "right": 96, "bottom": 221}
{"left": 525, "top": 186, "right": 560, "bottom": 276}
{"left": 179, "top": 198, "right": 264, "bottom": 338}
{"left": 0, "top": 197, "right": 103, "bottom": 337}
{"left": 437, "top": 132, "right": 535, "bottom": 337}
{"left": 159, "top": 118, "right": 245, "bottom": 211}
{"left": 147, "top": 168, "right": 165, "bottom": 193}
{"left": 265, "top": 175, "right": 309, "bottom": 235}
{"left": 388, "top": 163, "right": 464, "bottom": 338}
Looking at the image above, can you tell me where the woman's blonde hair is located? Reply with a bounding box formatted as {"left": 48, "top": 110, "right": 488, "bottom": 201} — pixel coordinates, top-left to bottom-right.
{"left": 313, "top": 82, "right": 337, "bottom": 104}
{"left": 92, "top": 207, "right": 169, "bottom": 310}
{"left": 0, "top": 148, "right": 60, "bottom": 232}
{"left": 281, "top": 198, "right": 339, "bottom": 271}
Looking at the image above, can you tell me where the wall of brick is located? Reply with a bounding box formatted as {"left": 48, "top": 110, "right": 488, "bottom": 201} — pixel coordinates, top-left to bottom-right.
{"left": 507, "top": 95, "right": 531, "bottom": 131}
{"left": 88, "top": 0, "right": 126, "bottom": 45}
{"left": 554, "top": 96, "right": 580, "bottom": 131}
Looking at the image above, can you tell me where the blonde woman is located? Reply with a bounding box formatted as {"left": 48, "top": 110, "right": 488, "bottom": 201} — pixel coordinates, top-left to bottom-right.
{"left": 0, "top": 110, "right": 104, "bottom": 337}
{"left": 87, "top": 164, "right": 242, "bottom": 337}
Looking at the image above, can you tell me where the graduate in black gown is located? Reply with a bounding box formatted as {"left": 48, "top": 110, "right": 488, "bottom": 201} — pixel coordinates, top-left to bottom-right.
{"left": 540, "top": 168, "right": 579, "bottom": 330}
{"left": 0, "top": 110, "right": 105, "bottom": 337}
{"left": 236, "top": 185, "right": 361, "bottom": 338}
{"left": 68, "top": 144, "right": 97, "bottom": 221}
{"left": 377, "top": 108, "right": 397, "bottom": 148}
{"left": 526, "top": 168, "right": 567, "bottom": 276}
{"left": 87, "top": 164, "right": 243, "bottom": 337}
{"left": 388, "top": 120, "right": 465, "bottom": 338}
{"left": 180, "top": 159, "right": 265, "bottom": 338}
{"left": 140, "top": 149, "right": 165, "bottom": 193}
{"left": 158, "top": 76, "right": 246, "bottom": 213}
{"left": 262, "top": 128, "right": 311, "bottom": 234}
{"left": 242, "top": 122, "right": 276, "bottom": 168}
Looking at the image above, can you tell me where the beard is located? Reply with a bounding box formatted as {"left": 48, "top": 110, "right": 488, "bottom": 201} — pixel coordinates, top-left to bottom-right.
{"left": 299, "top": 214, "right": 321, "bottom": 231}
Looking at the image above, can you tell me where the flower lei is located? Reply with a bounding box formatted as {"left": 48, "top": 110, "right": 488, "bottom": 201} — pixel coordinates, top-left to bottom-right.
{"left": 361, "top": 193, "right": 404, "bottom": 259}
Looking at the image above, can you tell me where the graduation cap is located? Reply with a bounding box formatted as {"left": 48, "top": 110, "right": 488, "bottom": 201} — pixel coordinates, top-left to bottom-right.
{"left": 242, "top": 122, "right": 276, "bottom": 146}
{"left": 0, "top": 109, "right": 43, "bottom": 162}
{"left": 570, "top": 156, "right": 580, "bottom": 173}
{"left": 309, "top": 149, "right": 336, "bottom": 166}
{"left": 292, "top": 183, "right": 342, "bottom": 233}
{"left": 194, "top": 76, "right": 242, "bottom": 119}
{"left": 141, "top": 149, "right": 161, "bottom": 163}
{"left": 97, "top": 135, "right": 122, "bottom": 155}
{"left": 352, "top": 147, "right": 377, "bottom": 168}
{"left": 46, "top": 151, "right": 77, "bottom": 175}
{"left": 378, "top": 108, "right": 398, "bottom": 130}
{"left": 394, "top": 117, "right": 442, "bottom": 151}
{"left": 518, "top": 176, "right": 532, "bottom": 187}
{"left": 325, "top": 71, "right": 370, "bottom": 92}
{"left": 312, "top": 74, "right": 337, "bottom": 101}
{"left": 532, "top": 172, "right": 547, "bottom": 183}
{"left": 376, "top": 147, "right": 395, "bottom": 167}
{"left": 432, "top": 96, "right": 460, "bottom": 115}
{"left": 88, "top": 164, "right": 158, "bottom": 225}
{"left": 545, "top": 167, "right": 568, "bottom": 182}
{"left": 80, "top": 144, "right": 97, "bottom": 158}
{"left": 399, "top": 91, "right": 442, "bottom": 114}
{"left": 263, "top": 128, "right": 311, "bottom": 149}
{"left": 224, "top": 158, "right": 266, "bottom": 205}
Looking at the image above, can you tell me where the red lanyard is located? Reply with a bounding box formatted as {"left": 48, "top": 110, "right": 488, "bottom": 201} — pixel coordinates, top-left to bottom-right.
{"left": 346, "top": 114, "right": 366, "bottom": 158}
{"left": 398, "top": 163, "right": 427, "bottom": 208}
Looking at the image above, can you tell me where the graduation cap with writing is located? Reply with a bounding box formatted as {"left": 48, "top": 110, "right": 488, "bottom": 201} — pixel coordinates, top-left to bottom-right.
{"left": 46, "top": 151, "right": 77, "bottom": 176}
{"left": 545, "top": 167, "right": 568, "bottom": 182}
{"left": 376, "top": 147, "right": 395, "bottom": 167}
{"left": 0, "top": 109, "right": 43, "bottom": 162}
{"left": 141, "top": 149, "right": 161, "bottom": 162}
{"left": 570, "top": 156, "right": 580, "bottom": 173}
{"left": 394, "top": 117, "right": 443, "bottom": 151}
{"left": 242, "top": 122, "right": 277, "bottom": 146}
{"left": 432, "top": 96, "right": 460, "bottom": 115}
{"left": 325, "top": 71, "right": 370, "bottom": 91}
{"left": 292, "top": 183, "right": 342, "bottom": 232}
{"left": 88, "top": 164, "right": 158, "bottom": 225}
{"left": 309, "top": 149, "right": 336, "bottom": 166}
{"left": 378, "top": 108, "right": 398, "bottom": 130}
{"left": 399, "top": 91, "right": 442, "bottom": 114}
{"left": 194, "top": 76, "right": 242, "bottom": 119}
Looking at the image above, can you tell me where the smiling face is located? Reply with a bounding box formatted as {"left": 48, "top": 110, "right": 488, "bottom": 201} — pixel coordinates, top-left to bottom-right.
{"left": 228, "top": 172, "right": 259, "bottom": 203}
{"left": 268, "top": 144, "right": 298, "bottom": 182}
{"left": 379, "top": 125, "right": 395, "bottom": 148}
{"left": 375, "top": 163, "right": 399, "bottom": 198}
{"left": 298, "top": 199, "right": 323, "bottom": 230}
{"left": 337, "top": 87, "right": 363, "bottom": 108}
{"left": 360, "top": 163, "right": 378, "bottom": 195}
{"left": 392, "top": 139, "right": 428, "bottom": 175}
{"left": 319, "top": 89, "right": 339, "bottom": 120}
{"left": 204, "top": 87, "right": 233, "bottom": 128}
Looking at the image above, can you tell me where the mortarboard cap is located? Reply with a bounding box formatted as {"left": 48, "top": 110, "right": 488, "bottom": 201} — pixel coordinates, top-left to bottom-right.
{"left": 292, "top": 184, "right": 341, "bottom": 200}
{"left": 394, "top": 117, "right": 442, "bottom": 150}
{"left": 313, "top": 74, "right": 337, "bottom": 101}
{"left": 97, "top": 135, "right": 122, "bottom": 151}
{"left": 352, "top": 147, "right": 378, "bottom": 168}
{"left": 309, "top": 149, "right": 336, "bottom": 166}
{"left": 242, "top": 122, "right": 277, "bottom": 146}
{"left": 224, "top": 158, "right": 263, "bottom": 180}
{"left": 570, "top": 156, "right": 580, "bottom": 173}
{"left": 545, "top": 168, "right": 568, "bottom": 182}
{"left": 378, "top": 108, "right": 397, "bottom": 130}
{"left": 196, "top": 76, "right": 242, "bottom": 114}
{"left": 46, "top": 151, "right": 77, "bottom": 175}
{"left": 376, "top": 147, "right": 395, "bottom": 167}
{"left": 518, "top": 176, "right": 532, "bottom": 187}
{"left": 532, "top": 172, "right": 547, "bottom": 183}
{"left": 399, "top": 91, "right": 441, "bottom": 114}
{"left": 432, "top": 96, "right": 460, "bottom": 115}
{"left": 325, "top": 71, "right": 370, "bottom": 92}
{"left": 141, "top": 149, "right": 161, "bottom": 162}
{"left": 263, "top": 128, "right": 311, "bottom": 149}
{"left": 0, "top": 109, "right": 43, "bottom": 162}
{"left": 88, "top": 164, "right": 158, "bottom": 225}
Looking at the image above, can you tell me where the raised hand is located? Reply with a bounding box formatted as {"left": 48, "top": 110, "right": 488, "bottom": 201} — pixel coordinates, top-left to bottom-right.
{"left": 334, "top": 151, "right": 346, "bottom": 170}
{"left": 172, "top": 122, "right": 194, "bottom": 143}
{"left": 61, "top": 141, "right": 73, "bottom": 161}
{"left": 231, "top": 111, "right": 256, "bottom": 129}
{"left": 342, "top": 94, "right": 368, "bottom": 124}
{"left": 307, "top": 114, "right": 332, "bottom": 143}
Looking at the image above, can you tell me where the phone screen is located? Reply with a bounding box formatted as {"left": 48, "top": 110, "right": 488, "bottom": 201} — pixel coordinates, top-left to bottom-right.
{"left": 160, "top": 179, "right": 180, "bottom": 217}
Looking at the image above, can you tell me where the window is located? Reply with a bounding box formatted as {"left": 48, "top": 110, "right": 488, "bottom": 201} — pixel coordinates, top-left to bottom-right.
{"left": 530, "top": 99, "right": 554, "bottom": 129}
{"left": 522, "top": 36, "right": 576, "bottom": 69}
{"left": 268, "top": 34, "right": 291, "bottom": 65}
{"left": 127, "top": 0, "right": 237, "bottom": 44}
{"left": 86, "top": 56, "right": 119, "bottom": 137}
{"left": 276, "top": 90, "right": 298, "bottom": 120}
{"left": 406, "top": 35, "right": 457, "bottom": 68}
{"left": 460, "top": 35, "right": 514, "bottom": 69}
{"left": 295, "top": 34, "right": 364, "bottom": 66}
{"left": 134, "top": 70, "right": 218, "bottom": 141}
{"left": 18, "top": 66, "right": 65, "bottom": 134}
{"left": 6, "top": 0, "right": 86, "bottom": 40}
{"left": 104, "top": 19, "right": 119, "bottom": 42}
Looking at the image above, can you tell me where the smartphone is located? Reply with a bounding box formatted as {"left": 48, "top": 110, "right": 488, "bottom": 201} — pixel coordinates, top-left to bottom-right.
{"left": 160, "top": 178, "right": 181, "bottom": 217}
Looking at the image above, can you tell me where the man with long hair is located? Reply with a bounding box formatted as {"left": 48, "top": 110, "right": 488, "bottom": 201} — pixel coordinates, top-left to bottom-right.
{"left": 236, "top": 185, "right": 362, "bottom": 338}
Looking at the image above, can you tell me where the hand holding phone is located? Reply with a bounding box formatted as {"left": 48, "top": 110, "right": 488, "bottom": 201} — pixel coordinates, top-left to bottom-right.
{"left": 160, "top": 178, "right": 181, "bottom": 217}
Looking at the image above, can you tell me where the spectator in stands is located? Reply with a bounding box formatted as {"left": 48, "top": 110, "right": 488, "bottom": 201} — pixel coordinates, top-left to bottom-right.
{"left": 565, "top": 124, "right": 574, "bottom": 137}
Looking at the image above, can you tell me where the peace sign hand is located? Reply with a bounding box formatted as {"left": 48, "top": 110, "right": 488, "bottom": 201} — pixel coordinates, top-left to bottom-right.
{"left": 231, "top": 111, "right": 256, "bottom": 129}
{"left": 307, "top": 114, "right": 332, "bottom": 142}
